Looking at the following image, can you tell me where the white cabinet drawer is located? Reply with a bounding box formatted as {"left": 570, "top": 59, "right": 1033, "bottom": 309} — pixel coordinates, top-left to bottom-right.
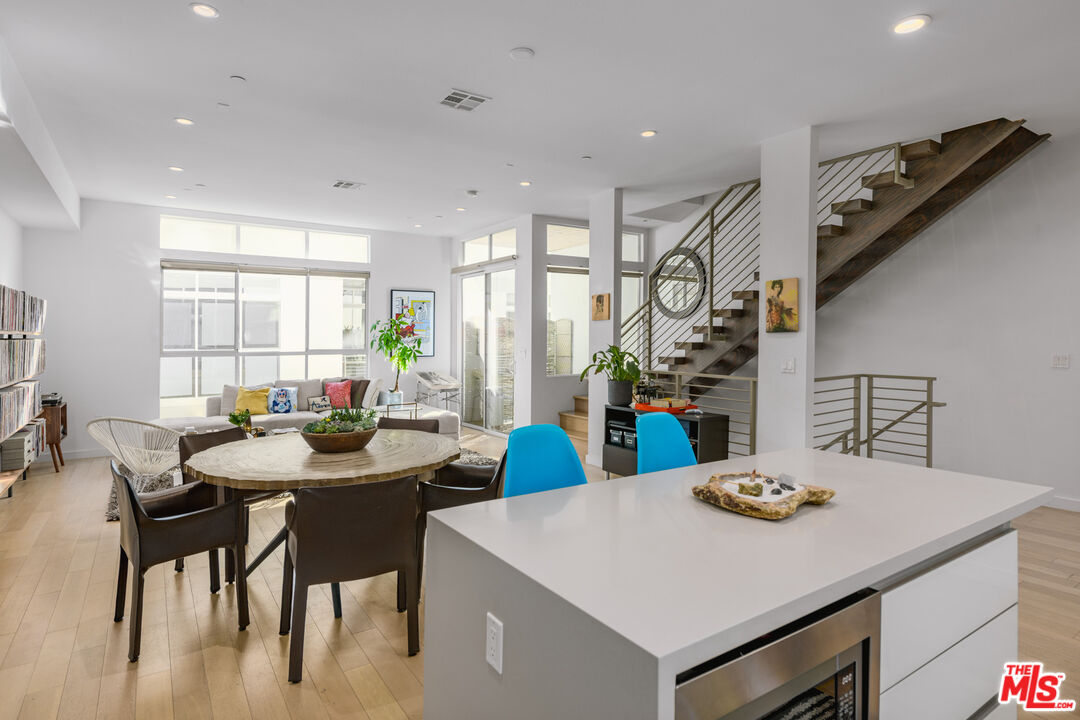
{"left": 877, "top": 531, "right": 1017, "bottom": 690}
{"left": 880, "top": 605, "right": 1017, "bottom": 720}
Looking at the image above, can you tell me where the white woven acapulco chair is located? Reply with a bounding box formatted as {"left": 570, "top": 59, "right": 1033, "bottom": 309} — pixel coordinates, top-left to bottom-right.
{"left": 87, "top": 418, "right": 182, "bottom": 493}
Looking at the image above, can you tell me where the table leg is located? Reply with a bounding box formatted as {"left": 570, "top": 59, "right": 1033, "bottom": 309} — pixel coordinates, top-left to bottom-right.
{"left": 245, "top": 526, "right": 287, "bottom": 577}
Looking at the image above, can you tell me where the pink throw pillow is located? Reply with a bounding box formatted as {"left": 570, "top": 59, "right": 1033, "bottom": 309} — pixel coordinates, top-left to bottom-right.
{"left": 325, "top": 380, "right": 352, "bottom": 409}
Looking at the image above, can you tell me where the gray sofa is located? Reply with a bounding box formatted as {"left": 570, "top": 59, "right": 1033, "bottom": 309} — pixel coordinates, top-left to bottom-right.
{"left": 155, "top": 376, "right": 460, "bottom": 437}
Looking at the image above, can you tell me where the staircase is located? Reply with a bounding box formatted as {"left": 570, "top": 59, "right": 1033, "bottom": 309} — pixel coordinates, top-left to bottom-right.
{"left": 558, "top": 394, "right": 589, "bottom": 441}
{"left": 623, "top": 118, "right": 1049, "bottom": 383}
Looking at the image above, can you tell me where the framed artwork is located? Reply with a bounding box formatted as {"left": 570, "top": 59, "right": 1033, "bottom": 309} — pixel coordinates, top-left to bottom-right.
{"left": 765, "top": 278, "right": 799, "bottom": 333}
{"left": 591, "top": 293, "right": 611, "bottom": 321}
{"left": 391, "top": 289, "right": 435, "bottom": 357}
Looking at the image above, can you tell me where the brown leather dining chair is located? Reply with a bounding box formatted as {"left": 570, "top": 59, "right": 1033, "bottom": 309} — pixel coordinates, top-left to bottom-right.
{"left": 171, "top": 426, "right": 247, "bottom": 584}
{"left": 376, "top": 416, "right": 505, "bottom": 605}
{"left": 278, "top": 474, "right": 420, "bottom": 682}
{"left": 111, "top": 460, "right": 249, "bottom": 662}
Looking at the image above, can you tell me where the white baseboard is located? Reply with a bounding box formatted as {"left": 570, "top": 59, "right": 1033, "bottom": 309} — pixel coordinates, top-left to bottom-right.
{"left": 1045, "top": 495, "right": 1080, "bottom": 513}
{"left": 31, "top": 447, "right": 109, "bottom": 466}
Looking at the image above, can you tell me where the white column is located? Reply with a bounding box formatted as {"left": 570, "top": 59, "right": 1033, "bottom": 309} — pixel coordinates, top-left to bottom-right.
{"left": 586, "top": 189, "right": 622, "bottom": 467}
{"left": 757, "top": 126, "right": 818, "bottom": 451}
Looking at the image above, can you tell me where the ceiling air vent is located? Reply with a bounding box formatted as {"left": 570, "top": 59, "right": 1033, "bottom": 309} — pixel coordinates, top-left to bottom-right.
{"left": 331, "top": 180, "right": 365, "bottom": 190}
{"left": 440, "top": 89, "right": 490, "bottom": 111}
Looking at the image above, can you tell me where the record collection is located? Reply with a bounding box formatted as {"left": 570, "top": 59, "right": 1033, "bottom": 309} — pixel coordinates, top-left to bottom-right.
{"left": 0, "top": 284, "right": 47, "bottom": 335}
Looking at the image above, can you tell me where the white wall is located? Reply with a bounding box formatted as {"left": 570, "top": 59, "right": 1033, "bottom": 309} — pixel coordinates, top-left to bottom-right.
{"left": 0, "top": 206, "right": 21, "bottom": 287}
{"left": 23, "top": 198, "right": 452, "bottom": 458}
{"left": 816, "top": 134, "right": 1080, "bottom": 509}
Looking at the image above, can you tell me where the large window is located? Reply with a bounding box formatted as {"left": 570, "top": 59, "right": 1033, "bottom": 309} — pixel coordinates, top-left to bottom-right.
{"left": 160, "top": 263, "right": 368, "bottom": 417}
{"left": 161, "top": 216, "right": 371, "bottom": 263}
{"left": 462, "top": 228, "right": 516, "bottom": 265}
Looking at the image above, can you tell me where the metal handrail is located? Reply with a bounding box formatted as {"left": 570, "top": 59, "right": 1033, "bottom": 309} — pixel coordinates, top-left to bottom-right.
{"left": 621, "top": 139, "right": 909, "bottom": 376}
{"left": 813, "top": 374, "right": 945, "bottom": 466}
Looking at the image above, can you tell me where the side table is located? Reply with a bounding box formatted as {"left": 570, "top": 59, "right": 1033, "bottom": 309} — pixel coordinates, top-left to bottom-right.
{"left": 39, "top": 403, "right": 67, "bottom": 473}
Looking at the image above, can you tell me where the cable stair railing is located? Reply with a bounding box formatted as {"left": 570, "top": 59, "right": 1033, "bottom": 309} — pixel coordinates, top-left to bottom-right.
{"left": 619, "top": 139, "right": 920, "bottom": 459}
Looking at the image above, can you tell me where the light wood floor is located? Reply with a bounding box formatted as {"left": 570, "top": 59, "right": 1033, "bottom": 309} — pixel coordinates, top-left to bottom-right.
{"left": 0, "top": 434, "right": 1074, "bottom": 719}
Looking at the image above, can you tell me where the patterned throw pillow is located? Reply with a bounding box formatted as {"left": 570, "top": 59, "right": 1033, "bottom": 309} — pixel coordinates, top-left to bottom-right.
{"left": 325, "top": 380, "right": 352, "bottom": 409}
{"left": 309, "top": 395, "right": 332, "bottom": 412}
{"left": 268, "top": 387, "right": 297, "bottom": 414}
{"left": 235, "top": 386, "right": 271, "bottom": 416}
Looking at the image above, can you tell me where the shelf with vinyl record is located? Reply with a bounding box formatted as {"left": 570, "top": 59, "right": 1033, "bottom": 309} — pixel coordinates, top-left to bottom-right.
{"left": 0, "top": 284, "right": 48, "bottom": 490}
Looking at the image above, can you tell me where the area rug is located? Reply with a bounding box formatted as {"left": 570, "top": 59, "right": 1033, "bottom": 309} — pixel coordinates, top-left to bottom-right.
{"left": 458, "top": 449, "right": 498, "bottom": 466}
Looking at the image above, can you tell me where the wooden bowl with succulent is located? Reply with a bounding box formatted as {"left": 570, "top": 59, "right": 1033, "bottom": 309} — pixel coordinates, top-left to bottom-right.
{"left": 301, "top": 408, "right": 379, "bottom": 453}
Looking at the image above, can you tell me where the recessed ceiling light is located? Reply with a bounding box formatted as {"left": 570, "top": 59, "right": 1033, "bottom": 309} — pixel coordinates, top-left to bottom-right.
{"left": 509, "top": 47, "right": 535, "bottom": 61}
{"left": 168, "top": 166, "right": 184, "bottom": 173}
{"left": 190, "top": 3, "right": 220, "bottom": 18}
{"left": 456, "top": 207, "right": 467, "bottom": 212}
{"left": 229, "top": 75, "right": 246, "bottom": 82}
{"left": 519, "top": 180, "right": 532, "bottom": 187}
{"left": 580, "top": 154, "right": 592, "bottom": 160}
{"left": 413, "top": 224, "right": 423, "bottom": 228}
{"left": 640, "top": 130, "right": 658, "bottom": 138}
{"left": 174, "top": 117, "right": 195, "bottom": 126}
{"left": 164, "top": 195, "right": 176, "bottom": 199}
{"left": 893, "top": 14, "right": 931, "bottom": 33}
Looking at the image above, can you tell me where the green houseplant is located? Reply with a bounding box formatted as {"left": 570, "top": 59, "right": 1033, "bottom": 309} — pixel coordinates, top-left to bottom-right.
{"left": 301, "top": 407, "right": 380, "bottom": 453}
{"left": 579, "top": 345, "right": 642, "bottom": 406}
{"left": 370, "top": 314, "right": 423, "bottom": 405}
{"left": 227, "top": 409, "right": 252, "bottom": 433}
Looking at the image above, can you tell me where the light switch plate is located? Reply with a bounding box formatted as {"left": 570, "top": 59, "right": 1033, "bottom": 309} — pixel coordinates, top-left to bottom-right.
{"left": 485, "top": 612, "right": 503, "bottom": 673}
{"left": 1051, "top": 353, "right": 1071, "bottom": 369}
{"left": 781, "top": 358, "right": 797, "bottom": 374}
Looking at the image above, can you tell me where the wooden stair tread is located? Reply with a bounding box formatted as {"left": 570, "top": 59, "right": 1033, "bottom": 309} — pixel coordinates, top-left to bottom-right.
{"left": 674, "top": 342, "right": 706, "bottom": 350}
{"left": 712, "top": 308, "right": 744, "bottom": 318}
{"left": 658, "top": 356, "right": 690, "bottom": 365}
{"left": 731, "top": 290, "right": 758, "bottom": 300}
{"left": 691, "top": 325, "right": 726, "bottom": 337}
{"left": 831, "top": 198, "right": 873, "bottom": 215}
{"left": 572, "top": 395, "right": 588, "bottom": 402}
{"left": 901, "top": 138, "right": 941, "bottom": 160}
{"left": 818, "top": 224, "right": 844, "bottom": 238}
{"left": 559, "top": 411, "right": 587, "bottom": 420}
{"left": 862, "top": 171, "right": 912, "bottom": 189}
{"left": 564, "top": 429, "right": 588, "bottom": 442}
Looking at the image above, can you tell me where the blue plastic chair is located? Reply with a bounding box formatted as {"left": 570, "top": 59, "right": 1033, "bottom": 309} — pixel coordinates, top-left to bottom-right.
{"left": 503, "top": 425, "right": 588, "bottom": 498}
{"left": 636, "top": 412, "right": 697, "bottom": 474}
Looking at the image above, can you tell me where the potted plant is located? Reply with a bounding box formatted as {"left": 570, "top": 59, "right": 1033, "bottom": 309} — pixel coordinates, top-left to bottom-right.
{"left": 370, "top": 314, "right": 423, "bottom": 406}
{"left": 227, "top": 409, "right": 252, "bottom": 434}
{"left": 301, "top": 407, "right": 379, "bottom": 453}
{"left": 579, "top": 345, "right": 642, "bottom": 406}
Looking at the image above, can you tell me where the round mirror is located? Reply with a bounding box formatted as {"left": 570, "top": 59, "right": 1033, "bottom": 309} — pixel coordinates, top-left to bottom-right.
{"left": 652, "top": 248, "right": 707, "bottom": 319}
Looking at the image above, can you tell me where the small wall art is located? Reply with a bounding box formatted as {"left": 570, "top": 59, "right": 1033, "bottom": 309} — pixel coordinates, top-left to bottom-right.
{"left": 591, "top": 293, "right": 611, "bottom": 321}
{"left": 765, "top": 278, "right": 799, "bottom": 332}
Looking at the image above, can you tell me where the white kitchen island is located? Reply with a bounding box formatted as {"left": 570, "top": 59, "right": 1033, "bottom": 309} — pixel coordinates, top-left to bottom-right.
{"left": 424, "top": 448, "right": 1052, "bottom": 720}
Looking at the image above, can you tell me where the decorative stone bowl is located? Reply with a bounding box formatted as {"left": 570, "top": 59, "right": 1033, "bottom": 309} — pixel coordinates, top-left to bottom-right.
{"left": 301, "top": 428, "right": 378, "bottom": 453}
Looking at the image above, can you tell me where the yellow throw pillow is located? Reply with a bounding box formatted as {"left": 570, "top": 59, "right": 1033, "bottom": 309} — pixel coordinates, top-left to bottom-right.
{"left": 235, "top": 386, "right": 271, "bottom": 416}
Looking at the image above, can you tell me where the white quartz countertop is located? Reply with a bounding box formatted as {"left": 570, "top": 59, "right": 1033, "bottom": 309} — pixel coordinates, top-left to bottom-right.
{"left": 429, "top": 448, "right": 1052, "bottom": 673}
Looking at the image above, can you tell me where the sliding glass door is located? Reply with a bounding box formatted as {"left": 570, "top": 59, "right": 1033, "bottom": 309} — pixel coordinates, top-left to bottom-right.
{"left": 460, "top": 268, "right": 515, "bottom": 433}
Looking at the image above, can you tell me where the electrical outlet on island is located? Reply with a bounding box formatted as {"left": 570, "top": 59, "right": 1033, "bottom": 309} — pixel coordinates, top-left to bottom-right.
{"left": 486, "top": 611, "right": 504, "bottom": 673}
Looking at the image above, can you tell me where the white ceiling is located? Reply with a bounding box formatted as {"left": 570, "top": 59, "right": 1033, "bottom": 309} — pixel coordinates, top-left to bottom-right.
{"left": 0, "top": 0, "right": 1077, "bottom": 238}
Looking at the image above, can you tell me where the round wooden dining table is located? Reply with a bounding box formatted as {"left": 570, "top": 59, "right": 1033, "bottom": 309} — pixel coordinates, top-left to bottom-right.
{"left": 183, "top": 429, "right": 461, "bottom": 577}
